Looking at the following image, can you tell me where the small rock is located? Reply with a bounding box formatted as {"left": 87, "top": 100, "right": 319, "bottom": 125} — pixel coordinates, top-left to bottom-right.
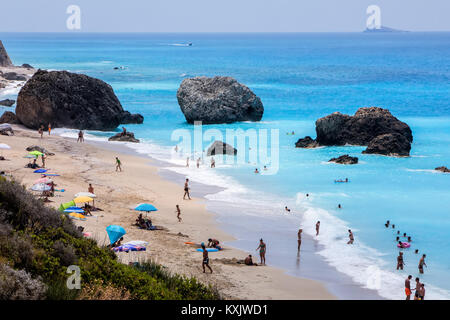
{"left": 435, "top": 166, "right": 450, "bottom": 173}
{"left": 207, "top": 141, "right": 237, "bottom": 156}
{"left": 295, "top": 136, "right": 320, "bottom": 148}
{"left": 108, "top": 132, "right": 140, "bottom": 143}
{"left": 329, "top": 154, "right": 359, "bottom": 165}
{"left": 0, "top": 99, "right": 15, "bottom": 107}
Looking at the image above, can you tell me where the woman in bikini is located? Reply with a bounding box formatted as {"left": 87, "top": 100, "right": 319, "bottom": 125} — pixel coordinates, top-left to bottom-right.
{"left": 256, "top": 239, "right": 266, "bottom": 265}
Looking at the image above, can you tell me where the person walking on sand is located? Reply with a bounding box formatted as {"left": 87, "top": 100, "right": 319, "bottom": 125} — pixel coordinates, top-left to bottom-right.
{"left": 201, "top": 243, "right": 213, "bottom": 273}
{"left": 176, "top": 204, "right": 182, "bottom": 222}
{"left": 256, "top": 239, "right": 266, "bottom": 265}
{"left": 38, "top": 126, "right": 44, "bottom": 139}
{"left": 183, "top": 178, "right": 191, "bottom": 200}
{"left": 88, "top": 183, "right": 94, "bottom": 194}
{"left": 77, "top": 130, "right": 84, "bottom": 143}
{"left": 41, "top": 154, "right": 46, "bottom": 168}
{"left": 347, "top": 229, "right": 354, "bottom": 244}
{"left": 405, "top": 275, "right": 412, "bottom": 300}
{"left": 315, "top": 221, "right": 320, "bottom": 236}
{"left": 115, "top": 157, "right": 122, "bottom": 172}
{"left": 297, "top": 229, "right": 303, "bottom": 251}
{"left": 418, "top": 254, "right": 427, "bottom": 274}
{"left": 48, "top": 123, "right": 51, "bottom": 135}
{"left": 397, "top": 252, "right": 404, "bottom": 270}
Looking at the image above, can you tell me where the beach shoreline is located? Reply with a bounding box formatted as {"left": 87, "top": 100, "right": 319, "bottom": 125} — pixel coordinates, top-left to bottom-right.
{"left": 0, "top": 125, "right": 337, "bottom": 300}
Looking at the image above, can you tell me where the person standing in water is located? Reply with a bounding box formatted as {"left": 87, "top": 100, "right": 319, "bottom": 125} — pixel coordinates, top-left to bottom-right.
{"left": 419, "top": 284, "right": 425, "bottom": 300}
{"left": 414, "top": 278, "right": 421, "bottom": 300}
{"left": 196, "top": 158, "right": 200, "bottom": 168}
{"left": 186, "top": 157, "right": 190, "bottom": 167}
{"left": 256, "top": 239, "right": 266, "bottom": 265}
{"left": 183, "top": 178, "right": 191, "bottom": 200}
{"left": 201, "top": 243, "right": 213, "bottom": 273}
{"left": 297, "top": 229, "right": 303, "bottom": 251}
{"left": 347, "top": 229, "right": 354, "bottom": 244}
{"left": 397, "top": 252, "right": 404, "bottom": 270}
{"left": 115, "top": 157, "right": 122, "bottom": 172}
{"left": 405, "top": 275, "right": 412, "bottom": 300}
{"left": 77, "top": 130, "right": 84, "bottom": 143}
{"left": 211, "top": 157, "right": 215, "bottom": 168}
{"left": 418, "top": 254, "right": 427, "bottom": 274}
{"left": 175, "top": 204, "right": 182, "bottom": 222}
{"left": 315, "top": 221, "right": 320, "bottom": 236}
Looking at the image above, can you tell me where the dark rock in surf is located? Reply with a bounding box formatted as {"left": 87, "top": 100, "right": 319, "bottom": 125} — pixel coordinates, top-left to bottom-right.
{"left": 207, "top": 141, "right": 237, "bottom": 156}
{"left": 177, "top": 76, "right": 264, "bottom": 124}
{"left": 0, "top": 99, "right": 15, "bottom": 107}
{"left": 362, "top": 133, "right": 411, "bottom": 156}
{"left": 295, "top": 136, "right": 320, "bottom": 148}
{"left": 108, "top": 132, "right": 140, "bottom": 143}
{"left": 435, "top": 166, "right": 450, "bottom": 173}
{"left": 0, "top": 111, "right": 20, "bottom": 124}
{"left": 15, "top": 69, "right": 144, "bottom": 130}
{"left": 328, "top": 154, "right": 359, "bottom": 165}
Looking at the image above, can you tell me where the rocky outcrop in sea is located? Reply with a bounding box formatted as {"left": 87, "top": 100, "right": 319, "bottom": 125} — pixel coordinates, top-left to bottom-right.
{"left": 0, "top": 99, "right": 15, "bottom": 107}
{"left": 295, "top": 107, "right": 413, "bottom": 156}
{"left": 108, "top": 132, "right": 140, "bottom": 143}
{"left": 207, "top": 141, "right": 237, "bottom": 156}
{"left": 435, "top": 166, "right": 450, "bottom": 173}
{"left": 177, "top": 76, "right": 264, "bottom": 124}
{"left": 15, "top": 70, "right": 143, "bottom": 130}
{"left": 328, "top": 155, "right": 359, "bottom": 165}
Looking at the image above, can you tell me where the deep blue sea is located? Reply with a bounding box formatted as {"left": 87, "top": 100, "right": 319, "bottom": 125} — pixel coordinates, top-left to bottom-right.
{"left": 1, "top": 32, "right": 450, "bottom": 299}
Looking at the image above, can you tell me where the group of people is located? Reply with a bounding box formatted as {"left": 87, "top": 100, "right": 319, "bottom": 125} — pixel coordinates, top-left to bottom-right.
{"left": 405, "top": 275, "right": 426, "bottom": 300}
{"left": 38, "top": 123, "right": 52, "bottom": 138}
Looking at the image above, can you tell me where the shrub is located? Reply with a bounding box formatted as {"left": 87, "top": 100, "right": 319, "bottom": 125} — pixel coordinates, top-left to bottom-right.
{"left": 0, "top": 263, "right": 46, "bottom": 300}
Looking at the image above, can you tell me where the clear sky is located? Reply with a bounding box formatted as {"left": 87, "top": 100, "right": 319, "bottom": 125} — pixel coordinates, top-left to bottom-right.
{"left": 0, "top": 0, "right": 449, "bottom": 32}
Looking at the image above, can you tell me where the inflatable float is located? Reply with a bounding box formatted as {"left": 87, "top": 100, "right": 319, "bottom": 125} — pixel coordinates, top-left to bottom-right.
{"left": 397, "top": 242, "right": 411, "bottom": 248}
{"left": 196, "top": 248, "right": 218, "bottom": 252}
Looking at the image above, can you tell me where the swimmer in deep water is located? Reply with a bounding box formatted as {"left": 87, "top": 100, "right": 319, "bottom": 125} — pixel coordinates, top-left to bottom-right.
{"left": 285, "top": 206, "right": 291, "bottom": 212}
{"left": 254, "top": 168, "right": 259, "bottom": 174}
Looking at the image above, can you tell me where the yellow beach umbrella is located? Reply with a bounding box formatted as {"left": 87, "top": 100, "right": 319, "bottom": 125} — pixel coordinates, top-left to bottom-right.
{"left": 68, "top": 212, "right": 87, "bottom": 221}
{"left": 73, "top": 196, "right": 93, "bottom": 204}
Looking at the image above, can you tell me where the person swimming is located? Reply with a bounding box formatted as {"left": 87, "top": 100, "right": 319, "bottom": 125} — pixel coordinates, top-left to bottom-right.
{"left": 285, "top": 206, "right": 291, "bottom": 212}
{"left": 254, "top": 168, "right": 259, "bottom": 174}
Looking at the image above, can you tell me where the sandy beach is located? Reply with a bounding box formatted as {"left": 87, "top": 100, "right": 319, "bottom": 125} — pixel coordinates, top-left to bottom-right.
{"left": 0, "top": 125, "right": 335, "bottom": 300}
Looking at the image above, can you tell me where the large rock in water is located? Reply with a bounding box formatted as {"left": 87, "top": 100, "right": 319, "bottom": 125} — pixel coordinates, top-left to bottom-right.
{"left": 435, "top": 166, "right": 450, "bottom": 173}
{"left": 362, "top": 133, "right": 411, "bottom": 156}
{"left": 177, "top": 76, "right": 264, "bottom": 124}
{"left": 315, "top": 107, "right": 412, "bottom": 146}
{"left": 295, "top": 136, "right": 320, "bottom": 148}
{"left": 15, "top": 70, "right": 143, "bottom": 130}
{"left": 207, "top": 141, "right": 237, "bottom": 156}
{"left": 0, "top": 99, "right": 15, "bottom": 107}
{"left": 0, "top": 40, "right": 13, "bottom": 67}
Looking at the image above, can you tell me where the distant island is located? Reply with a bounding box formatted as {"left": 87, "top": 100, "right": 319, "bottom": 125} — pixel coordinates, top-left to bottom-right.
{"left": 364, "top": 26, "right": 408, "bottom": 33}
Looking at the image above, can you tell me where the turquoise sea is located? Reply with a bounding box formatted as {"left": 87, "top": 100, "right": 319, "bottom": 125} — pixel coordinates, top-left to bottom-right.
{"left": 1, "top": 32, "right": 450, "bottom": 299}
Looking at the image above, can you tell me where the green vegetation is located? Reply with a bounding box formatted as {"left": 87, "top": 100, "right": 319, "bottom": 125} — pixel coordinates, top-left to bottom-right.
{"left": 0, "top": 177, "right": 220, "bottom": 300}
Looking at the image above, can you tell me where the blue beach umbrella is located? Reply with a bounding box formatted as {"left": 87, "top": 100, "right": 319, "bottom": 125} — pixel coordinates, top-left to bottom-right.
{"left": 33, "top": 169, "right": 47, "bottom": 173}
{"left": 134, "top": 203, "right": 158, "bottom": 212}
{"left": 106, "top": 225, "right": 126, "bottom": 245}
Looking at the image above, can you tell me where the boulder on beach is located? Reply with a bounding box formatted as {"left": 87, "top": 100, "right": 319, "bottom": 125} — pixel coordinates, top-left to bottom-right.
{"left": 435, "top": 166, "right": 450, "bottom": 173}
{"left": 328, "top": 155, "right": 359, "bottom": 165}
{"left": 362, "top": 133, "right": 411, "bottom": 156}
{"left": 21, "top": 63, "right": 33, "bottom": 69}
{"left": 207, "top": 141, "right": 237, "bottom": 156}
{"left": 15, "top": 70, "right": 144, "bottom": 130}
{"left": 295, "top": 107, "right": 413, "bottom": 156}
{"left": 0, "top": 111, "right": 20, "bottom": 124}
{"left": 295, "top": 136, "right": 320, "bottom": 148}
{"left": 2, "top": 72, "right": 27, "bottom": 81}
{"left": 0, "top": 99, "right": 15, "bottom": 107}
{"left": 0, "top": 40, "right": 13, "bottom": 67}
{"left": 108, "top": 132, "right": 140, "bottom": 143}
{"left": 177, "top": 76, "right": 264, "bottom": 124}
{"left": 0, "top": 123, "right": 14, "bottom": 136}
{"left": 25, "top": 145, "right": 55, "bottom": 156}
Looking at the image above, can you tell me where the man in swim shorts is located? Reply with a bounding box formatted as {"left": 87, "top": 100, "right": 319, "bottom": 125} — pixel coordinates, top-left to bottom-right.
{"left": 418, "top": 254, "right": 427, "bottom": 274}
{"left": 183, "top": 178, "right": 191, "bottom": 200}
{"left": 419, "top": 283, "right": 425, "bottom": 300}
{"left": 414, "top": 278, "right": 421, "bottom": 300}
{"left": 347, "top": 229, "right": 354, "bottom": 244}
{"left": 405, "top": 275, "right": 412, "bottom": 300}
{"left": 244, "top": 255, "right": 257, "bottom": 266}
{"left": 201, "top": 243, "right": 213, "bottom": 273}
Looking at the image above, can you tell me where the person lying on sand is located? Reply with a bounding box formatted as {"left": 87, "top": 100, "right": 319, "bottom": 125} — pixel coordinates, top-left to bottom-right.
{"left": 208, "top": 238, "right": 222, "bottom": 250}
